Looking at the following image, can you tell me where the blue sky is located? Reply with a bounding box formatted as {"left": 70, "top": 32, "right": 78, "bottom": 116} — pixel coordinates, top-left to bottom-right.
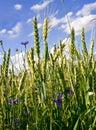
{"left": 0, "top": 0, "right": 96, "bottom": 60}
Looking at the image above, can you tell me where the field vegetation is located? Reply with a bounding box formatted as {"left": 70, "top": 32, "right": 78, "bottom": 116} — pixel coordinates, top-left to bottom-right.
{"left": 0, "top": 16, "right": 96, "bottom": 130}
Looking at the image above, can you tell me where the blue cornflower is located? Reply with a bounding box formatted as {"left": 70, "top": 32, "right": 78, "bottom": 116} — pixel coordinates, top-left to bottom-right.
{"left": 8, "top": 98, "right": 18, "bottom": 105}
{"left": 13, "top": 98, "right": 18, "bottom": 103}
{"left": 21, "top": 41, "right": 29, "bottom": 46}
{"left": 53, "top": 93, "right": 63, "bottom": 108}
{"left": 66, "top": 87, "right": 74, "bottom": 96}
{"left": 57, "top": 93, "right": 62, "bottom": 98}
{"left": 8, "top": 99, "right": 13, "bottom": 105}
{"left": 13, "top": 119, "right": 20, "bottom": 124}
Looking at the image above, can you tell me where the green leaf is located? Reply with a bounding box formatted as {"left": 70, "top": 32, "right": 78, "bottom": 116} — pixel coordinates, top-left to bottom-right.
{"left": 73, "top": 118, "right": 80, "bottom": 130}
{"left": 40, "top": 108, "right": 48, "bottom": 129}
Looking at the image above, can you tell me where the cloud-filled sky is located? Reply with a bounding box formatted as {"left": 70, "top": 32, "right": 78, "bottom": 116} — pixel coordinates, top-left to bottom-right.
{"left": 0, "top": 0, "right": 96, "bottom": 66}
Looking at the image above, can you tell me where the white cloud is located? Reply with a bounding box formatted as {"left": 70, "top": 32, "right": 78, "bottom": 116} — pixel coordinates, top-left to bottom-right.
{"left": 41, "top": 2, "right": 96, "bottom": 35}
{"left": 28, "top": 33, "right": 33, "bottom": 37}
{"left": 53, "top": 2, "right": 96, "bottom": 35}
{"left": 10, "top": 51, "right": 28, "bottom": 72}
{"left": 10, "top": 51, "right": 38, "bottom": 73}
{"left": 0, "top": 29, "right": 7, "bottom": 34}
{"left": 28, "top": 2, "right": 96, "bottom": 37}
{"left": 61, "top": 14, "right": 96, "bottom": 35}
{"left": 26, "top": 18, "right": 32, "bottom": 23}
{"left": 49, "top": 15, "right": 66, "bottom": 28}
{"left": 7, "top": 30, "right": 14, "bottom": 35}
{"left": 48, "top": 11, "right": 73, "bottom": 30}
{"left": 30, "top": 0, "right": 53, "bottom": 11}
{"left": 0, "top": 22, "right": 22, "bottom": 37}
{"left": 76, "top": 2, "right": 96, "bottom": 16}
{"left": 37, "top": 23, "right": 42, "bottom": 28}
{"left": 14, "top": 4, "right": 22, "bottom": 10}
{"left": 12, "top": 22, "right": 21, "bottom": 34}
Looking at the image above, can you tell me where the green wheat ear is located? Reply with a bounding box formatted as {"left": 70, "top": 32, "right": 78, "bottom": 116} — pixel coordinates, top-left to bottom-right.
{"left": 89, "top": 39, "right": 94, "bottom": 60}
{"left": 33, "top": 16, "right": 40, "bottom": 61}
{"left": 29, "top": 47, "right": 34, "bottom": 74}
{"left": 49, "top": 53, "right": 54, "bottom": 68}
{"left": 88, "top": 39, "right": 94, "bottom": 69}
{"left": 69, "top": 28, "right": 76, "bottom": 61}
{"left": 19, "top": 70, "right": 26, "bottom": 92}
{"left": 42, "top": 18, "right": 49, "bottom": 61}
{"left": 59, "top": 40, "right": 65, "bottom": 55}
{"left": 26, "top": 47, "right": 35, "bottom": 80}
{"left": 41, "top": 18, "right": 49, "bottom": 82}
{"left": 26, "top": 51, "right": 30, "bottom": 68}
{"left": 42, "top": 18, "right": 48, "bottom": 40}
{"left": 1, "top": 52, "right": 6, "bottom": 76}
{"left": 4, "top": 49, "right": 10, "bottom": 77}
{"left": 59, "top": 40, "right": 65, "bottom": 67}
{"left": 81, "top": 28, "right": 88, "bottom": 61}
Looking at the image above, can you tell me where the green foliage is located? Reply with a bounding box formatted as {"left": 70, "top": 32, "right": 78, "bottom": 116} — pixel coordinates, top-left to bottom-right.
{"left": 81, "top": 28, "right": 88, "bottom": 61}
{"left": 69, "top": 28, "right": 76, "bottom": 61}
{"left": 33, "top": 16, "right": 40, "bottom": 61}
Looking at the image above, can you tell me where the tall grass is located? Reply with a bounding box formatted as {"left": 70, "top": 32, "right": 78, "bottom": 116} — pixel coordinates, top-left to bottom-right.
{"left": 0, "top": 17, "right": 96, "bottom": 130}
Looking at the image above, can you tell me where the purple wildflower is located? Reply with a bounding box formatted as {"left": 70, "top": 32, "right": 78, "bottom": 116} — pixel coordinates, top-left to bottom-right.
{"left": 53, "top": 98, "right": 57, "bottom": 103}
{"left": 13, "top": 119, "right": 20, "bottom": 124}
{"left": 8, "top": 99, "right": 13, "bottom": 105}
{"left": 57, "top": 93, "right": 63, "bottom": 98}
{"left": 66, "top": 87, "right": 74, "bottom": 96}
{"left": 53, "top": 93, "right": 63, "bottom": 108}
{"left": 13, "top": 98, "right": 18, "bottom": 103}
{"left": 21, "top": 41, "right": 29, "bottom": 46}
{"left": 8, "top": 98, "right": 18, "bottom": 105}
